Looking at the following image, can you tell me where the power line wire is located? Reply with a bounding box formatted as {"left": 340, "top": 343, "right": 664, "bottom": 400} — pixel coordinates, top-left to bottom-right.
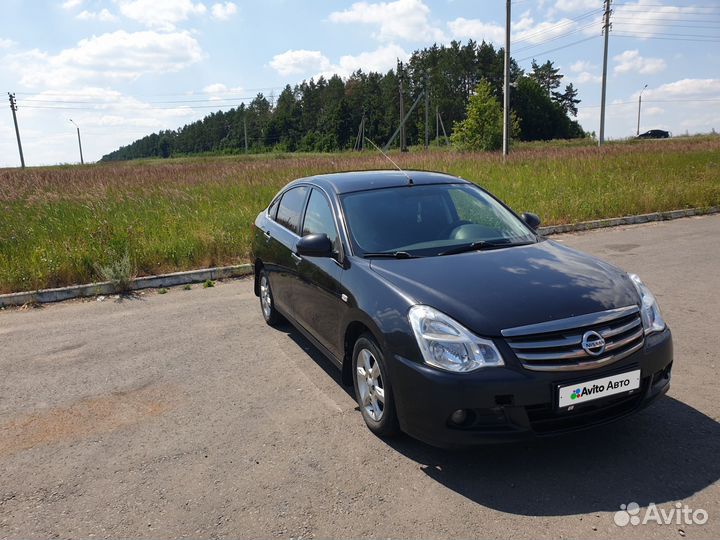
{"left": 512, "top": 9, "right": 601, "bottom": 45}
{"left": 514, "top": 21, "right": 599, "bottom": 53}
{"left": 613, "top": 32, "right": 720, "bottom": 41}
{"left": 517, "top": 36, "right": 599, "bottom": 62}
{"left": 613, "top": 21, "right": 720, "bottom": 29}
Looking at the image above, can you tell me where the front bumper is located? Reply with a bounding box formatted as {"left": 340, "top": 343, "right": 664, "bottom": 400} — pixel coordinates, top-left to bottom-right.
{"left": 389, "top": 327, "right": 673, "bottom": 447}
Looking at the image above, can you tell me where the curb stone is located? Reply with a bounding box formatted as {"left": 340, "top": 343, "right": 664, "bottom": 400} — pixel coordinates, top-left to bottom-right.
{"left": 0, "top": 264, "right": 252, "bottom": 308}
{"left": 537, "top": 206, "right": 718, "bottom": 236}
{"left": 1, "top": 206, "right": 718, "bottom": 308}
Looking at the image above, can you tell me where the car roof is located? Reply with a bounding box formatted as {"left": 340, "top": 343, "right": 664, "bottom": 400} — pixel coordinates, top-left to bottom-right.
{"left": 287, "top": 170, "right": 470, "bottom": 195}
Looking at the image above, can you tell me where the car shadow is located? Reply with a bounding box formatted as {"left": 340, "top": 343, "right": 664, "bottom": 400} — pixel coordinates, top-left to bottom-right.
{"left": 385, "top": 396, "right": 719, "bottom": 516}
{"left": 280, "top": 322, "right": 355, "bottom": 400}
{"left": 276, "top": 323, "right": 719, "bottom": 516}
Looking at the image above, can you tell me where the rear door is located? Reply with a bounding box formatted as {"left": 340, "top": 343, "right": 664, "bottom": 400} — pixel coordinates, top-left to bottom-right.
{"left": 263, "top": 185, "right": 309, "bottom": 315}
{"left": 293, "top": 188, "right": 346, "bottom": 358}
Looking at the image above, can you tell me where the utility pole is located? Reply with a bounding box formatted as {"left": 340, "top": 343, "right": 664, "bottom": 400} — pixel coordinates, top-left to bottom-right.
{"left": 361, "top": 116, "right": 365, "bottom": 150}
{"left": 436, "top": 105, "right": 439, "bottom": 145}
{"left": 384, "top": 91, "right": 424, "bottom": 151}
{"left": 8, "top": 93, "right": 25, "bottom": 168}
{"left": 437, "top": 110, "right": 450, "bottom": 146}
{"left": 502, "top": 0, "right": 511, "bottom": 159}
{"left": 69, "top": 119, "right": 84, "bottom": 165}
{"left": 637, "top": 83, "right": 648, "bottom": 136}
{"left": 399, "top": 71, "right": 406, "bottom": 152}
{"left": 598, "top": 0, "right": 612, "bottom": 146}
{"left": 424, "top": 72, "right": 430, "bottom": 150}
{"left": 243, "top": 117, "right": 248, "bottom": 153}
{"left": 354, "top": 115, "right": 366, "bottom": 151}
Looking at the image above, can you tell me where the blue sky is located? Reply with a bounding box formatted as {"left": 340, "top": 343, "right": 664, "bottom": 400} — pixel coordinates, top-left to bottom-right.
{"left": 1, "top": 0, "right": 718, "bottom": 166}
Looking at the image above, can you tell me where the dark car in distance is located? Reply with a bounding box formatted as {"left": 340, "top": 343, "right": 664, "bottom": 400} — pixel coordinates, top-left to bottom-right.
{"left": 251, "top": 170, "right": 673, "bottom": 447}
{"left": 637, "top": 129, "right": 670, "bottom": 139}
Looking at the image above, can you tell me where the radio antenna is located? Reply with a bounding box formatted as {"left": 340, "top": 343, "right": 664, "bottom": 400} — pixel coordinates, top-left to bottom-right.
{"left": 365, "top": 138, "right": 413, "bottom": 185}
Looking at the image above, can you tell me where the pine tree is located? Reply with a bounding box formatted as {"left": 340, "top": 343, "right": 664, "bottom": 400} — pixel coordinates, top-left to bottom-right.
{"left": 530, "top": 60, "right": 563, "bottom": 95}
{"left": 553, "top": 83, "right": 581, "bottom": 117}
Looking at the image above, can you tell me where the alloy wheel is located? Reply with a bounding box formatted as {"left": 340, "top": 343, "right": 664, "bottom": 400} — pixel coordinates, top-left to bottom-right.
{"left": 355, "top": 348, "right": 385, "bottom": 421}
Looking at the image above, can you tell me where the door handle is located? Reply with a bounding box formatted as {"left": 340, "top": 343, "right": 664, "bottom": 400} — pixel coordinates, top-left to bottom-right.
{"left": 263, "top": 229, "right": 272, "bottom": 238}
{"left": 291, "top": 252, "right": 302, "bottom": 263}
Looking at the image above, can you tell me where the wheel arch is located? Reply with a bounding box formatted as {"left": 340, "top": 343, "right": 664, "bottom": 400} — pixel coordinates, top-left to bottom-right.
{"left": 342, "top": 319, "right": 384, "bottom": 386}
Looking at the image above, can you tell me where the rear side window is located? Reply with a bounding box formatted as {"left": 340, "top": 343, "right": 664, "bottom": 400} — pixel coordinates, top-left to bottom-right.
{"left": 302, "top": 189, "right": 339, "bottom": 252}
{"left": 275, "top": 186, "right": 308, "bottom": 234}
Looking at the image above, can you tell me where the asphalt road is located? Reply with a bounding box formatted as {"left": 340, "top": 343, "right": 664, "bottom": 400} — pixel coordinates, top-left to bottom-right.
{"left": 1, "top": 215, "right": 718, "bottom": 539}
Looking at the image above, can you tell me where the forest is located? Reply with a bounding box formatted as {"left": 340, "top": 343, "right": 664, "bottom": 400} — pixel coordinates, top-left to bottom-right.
{"left": 101, "top": 40, "right": 585, "bottom": 161}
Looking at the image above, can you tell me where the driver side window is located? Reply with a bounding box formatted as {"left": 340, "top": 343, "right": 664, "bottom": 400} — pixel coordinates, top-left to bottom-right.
{"left": 302, "top": 189, "right": 340, "bottom": 254}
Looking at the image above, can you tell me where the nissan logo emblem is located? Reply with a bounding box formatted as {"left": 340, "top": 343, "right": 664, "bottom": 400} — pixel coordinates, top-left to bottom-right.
{"left": 582, "top": 330, "right": 606, "bottom": 356}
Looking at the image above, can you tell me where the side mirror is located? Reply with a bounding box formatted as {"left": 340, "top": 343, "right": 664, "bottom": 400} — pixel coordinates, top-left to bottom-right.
{"left": 296, "top": 233, "right": 333, "bottom": 257}
{"left": 521, "top": 212, "right": 541, "bottom": 231}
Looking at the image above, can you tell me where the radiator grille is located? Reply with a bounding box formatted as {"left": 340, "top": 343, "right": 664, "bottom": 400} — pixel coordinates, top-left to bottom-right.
{"left": 502, "top": 306, "right": 644, "bottom": 372}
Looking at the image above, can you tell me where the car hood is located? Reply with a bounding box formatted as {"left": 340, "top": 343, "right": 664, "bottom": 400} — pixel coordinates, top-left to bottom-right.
{"left": 369, "top": 240, "right": 639, "bottom": 337}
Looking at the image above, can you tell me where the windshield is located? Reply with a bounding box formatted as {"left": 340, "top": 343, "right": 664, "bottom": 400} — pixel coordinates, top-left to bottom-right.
{"left": 340, "top": 183, "right": 536, "bottom": 257}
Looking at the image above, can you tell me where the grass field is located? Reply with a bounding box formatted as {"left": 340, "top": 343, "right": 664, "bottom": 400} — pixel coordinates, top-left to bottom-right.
{"left": 1, "top": 136, "right": 719, "bottom": 294}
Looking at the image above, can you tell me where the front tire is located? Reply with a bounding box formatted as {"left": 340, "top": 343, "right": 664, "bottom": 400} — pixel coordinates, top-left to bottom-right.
{"left": 258, "top": 269, "right": 283, "bottom": 326}
{"left": 352, "top": 334, "right": 399, "bottom": 437}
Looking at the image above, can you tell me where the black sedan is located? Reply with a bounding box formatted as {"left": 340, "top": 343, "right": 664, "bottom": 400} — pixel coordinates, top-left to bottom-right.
{"left": 637, "top": 129, "right": 670, "bottom": 139}
{"left": 251, "top": 170, "right": 673, "bottom": 447}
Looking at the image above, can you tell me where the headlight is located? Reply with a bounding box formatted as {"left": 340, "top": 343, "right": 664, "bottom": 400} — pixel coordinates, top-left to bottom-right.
{"left": 629, "top": 274, "right": 666, "bottom": 334}
{"left": 408, "top": 305, "right": 505, "bottom": 372}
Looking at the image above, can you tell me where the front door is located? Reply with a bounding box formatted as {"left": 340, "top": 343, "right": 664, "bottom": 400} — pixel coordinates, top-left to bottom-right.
{"left": 293, "top": 188, "right": 347, "bottom": 359}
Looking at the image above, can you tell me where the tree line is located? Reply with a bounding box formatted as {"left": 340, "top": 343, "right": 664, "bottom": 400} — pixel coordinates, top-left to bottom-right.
{"left": 101, "top": 41, "right": 585, "bottom": 161}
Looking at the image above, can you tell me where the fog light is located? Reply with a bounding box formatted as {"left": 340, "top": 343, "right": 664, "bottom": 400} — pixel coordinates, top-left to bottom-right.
{"left": 450, "top": 409, "right": 468, "bottom": 425}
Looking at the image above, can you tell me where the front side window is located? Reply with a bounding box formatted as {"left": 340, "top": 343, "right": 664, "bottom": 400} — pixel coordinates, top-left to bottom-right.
{"left": 267, "top": 196, "right": 280, "bottom": 220}
{"left": 302, "top": 189, "right": 340, "bottom": 252}
{"left": 275, "top": 186, "right": 308, "bottom": 234}
{"left": 340, "top": 183, "right": 535, "bottom": 257}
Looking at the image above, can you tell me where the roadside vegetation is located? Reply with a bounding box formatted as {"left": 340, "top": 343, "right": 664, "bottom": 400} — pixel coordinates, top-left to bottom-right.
{"left": 1, "top": 136, "right": 719, "bottom": 294}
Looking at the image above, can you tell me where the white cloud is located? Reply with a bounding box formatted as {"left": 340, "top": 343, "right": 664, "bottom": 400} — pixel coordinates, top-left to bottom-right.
{"left": 9, "top": 31, "right": 203, "bottom": 88}
{"left": 642, "top": 78, "right": 720, "bottom": 100}
{"left": 269, "top": 44, "right": 409, "bottom": 80}
{"left": 447, "top": 18, "right": 504, "bottom": 43}
{"left": 330, "top": 43, "right": 409, "bottom": 78}
{"left": 553, "top": 0, "right": 598, "bottom": 12}
{"left": 328, "top": 0, "right": 445, "bottom": 42}
{"left": 0, "top": 37, "right": 16, "bottom": 49}
{"left": 62, "top": 0, "right": 83, "bottom": 9}
{"left": 575, "top": 71, "right": 602, "bottom": 84}
{"left": 569, "top": 60, "right": 595, "bottom": 73}
{"left": 448, "top": 15, "right": 580, "bottom": 46}
{"left": 210, "top": 2, "right": 237, "bottom": 20}
{"left": 202, "top": 83, "right": 244, "bottom": 100}
{"left": 613, "top": 49, "right": 666, "bottom": 75}
{"left": 115, "top": 0, "right": 207, "bottom": 30}
{"left": 515, "top": 17, "right": 579, "bottom": 44}
{"left": 567, "top": 59, "right": 601, "bottom": 84}
{"left": 77, "top": 9, "right": 117, "bottom": 22}
{"left": 270, "top": 50, "right": 332, "bottom": 77}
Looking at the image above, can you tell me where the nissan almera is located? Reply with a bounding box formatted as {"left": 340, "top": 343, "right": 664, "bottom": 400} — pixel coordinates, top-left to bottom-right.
{"left": 251, "top": 170, "right": 673, "bottom": 447}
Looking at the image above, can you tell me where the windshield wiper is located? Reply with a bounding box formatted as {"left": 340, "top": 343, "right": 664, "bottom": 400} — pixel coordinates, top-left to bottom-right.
{"left": 362, "top": 251, "right": 421, "bottom": 259}
{"left": 438, "top": 239, "right": 534, "bottom": 256}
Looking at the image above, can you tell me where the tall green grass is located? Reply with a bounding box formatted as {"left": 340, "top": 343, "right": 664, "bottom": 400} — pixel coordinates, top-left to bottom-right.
{"left": 1, "top": 136, "right": 718, "bottom": 294}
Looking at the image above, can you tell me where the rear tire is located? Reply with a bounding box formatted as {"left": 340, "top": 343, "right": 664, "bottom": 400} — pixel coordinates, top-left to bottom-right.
{"left": 352, "top": 334, "right": 399, "bottom": 437}
{"left": 258, "top": 268, "right": 283, "bottom": 326}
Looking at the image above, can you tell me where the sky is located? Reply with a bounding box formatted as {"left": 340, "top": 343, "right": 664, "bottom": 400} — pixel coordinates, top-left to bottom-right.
{"left": 0, "top": 0, "right": 718, "bottom": 166}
